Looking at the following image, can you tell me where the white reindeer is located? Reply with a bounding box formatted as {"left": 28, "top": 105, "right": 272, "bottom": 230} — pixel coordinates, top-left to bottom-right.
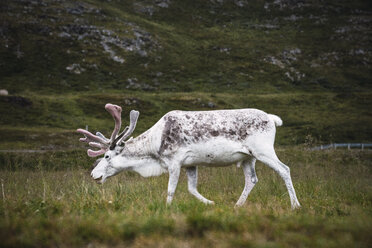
{"left": 77, "top": 104, "right": 301, "bottom": 209}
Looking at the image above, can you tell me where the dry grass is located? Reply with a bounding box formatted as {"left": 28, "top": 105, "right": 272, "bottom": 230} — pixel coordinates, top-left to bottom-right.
{"left": 0, "top": 148, "right": 371, "bottom": 247}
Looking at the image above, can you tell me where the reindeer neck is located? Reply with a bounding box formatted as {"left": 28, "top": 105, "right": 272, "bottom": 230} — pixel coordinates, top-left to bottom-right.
{"left": 122, "top": 128, "right": 159, "bottom": 158}
{"left": 118, "top": 129, "right": 166, "bottom": 177}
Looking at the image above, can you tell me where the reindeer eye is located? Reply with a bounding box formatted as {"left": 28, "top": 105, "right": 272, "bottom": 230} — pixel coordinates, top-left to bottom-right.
{"left": 105, "top": 155, "right": 109, "bottom": 159}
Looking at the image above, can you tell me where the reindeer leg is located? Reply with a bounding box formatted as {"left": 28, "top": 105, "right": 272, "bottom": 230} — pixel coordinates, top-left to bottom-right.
{"left": 254, "top": 147, "right": 301, "bottom": 209}
{"left": 186, "top": 166, "right": 214, "bottom": 205}
{"left": 166, "top": 165, "right": 181, "bottom": 205}
{"left": 235, "top": 157, "right": 258, "bottom": 207}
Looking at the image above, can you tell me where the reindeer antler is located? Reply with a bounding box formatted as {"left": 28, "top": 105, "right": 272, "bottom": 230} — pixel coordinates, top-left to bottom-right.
{"left": 104, "top": 104, "right": 122, "bottom": 142}
{"left": 76, "top": 128, "right": 110, "bottom": 157}
{"left": 77, "top": 103, "right": 140, "bottom": 157}
{"left": 114, "top": 110, "right": 139, "bottom": 147}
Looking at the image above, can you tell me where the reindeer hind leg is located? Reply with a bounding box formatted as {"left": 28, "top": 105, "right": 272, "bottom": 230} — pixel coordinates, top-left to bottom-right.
{"left": 235, "top": 157, "right": 258, "bottom": 207}
{"left": 253, "top": 147, "right": 301, "bottom": 209}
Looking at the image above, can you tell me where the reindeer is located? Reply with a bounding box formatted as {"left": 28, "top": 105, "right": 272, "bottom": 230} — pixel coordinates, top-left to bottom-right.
{"left": 77, "top": 104, "right": 301, "bottom": 209}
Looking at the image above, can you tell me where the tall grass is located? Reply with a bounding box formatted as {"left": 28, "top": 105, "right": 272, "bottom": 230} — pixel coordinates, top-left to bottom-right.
{"left": 0, "top": 148, "right": 371, "bottom": 247}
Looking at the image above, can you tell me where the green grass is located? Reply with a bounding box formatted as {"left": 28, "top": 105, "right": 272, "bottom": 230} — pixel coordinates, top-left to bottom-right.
{"left": 0, "top": 91, "right": 371, "bottom": 149}
{"left": 0, "top": 148, "right": 371, "bottom": 247}
{"left": 0, "top": 0, "right": 371, "bottom": 246}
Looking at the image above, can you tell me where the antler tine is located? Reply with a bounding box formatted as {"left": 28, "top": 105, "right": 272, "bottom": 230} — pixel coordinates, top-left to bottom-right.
{"left": 95, "top": 132, "right": 109, "bottom": 142}
{"left": 87, "top": 148, "right": 106, "bottom": 157}
{"left": 117, "top": 110, "right": 140, "bottom": 145}
{"left": 77, "top": 129, "right": 109, "bottom": 145}
{"left": 77, "top": 129, "right": 110, "bottom": 157}
{"left": 105, "top": 103, "right": 122, "bottom": 143}
{"left": 89, "top": 142, "right": 108, "bottom": 149}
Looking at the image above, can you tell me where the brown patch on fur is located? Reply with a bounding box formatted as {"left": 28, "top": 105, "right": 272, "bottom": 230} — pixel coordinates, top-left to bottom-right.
{"left": 158, "top": 110, "right": 271, "bottom": 155}
{"left": 159, "top": 116, "right": 183, "bottom": 154}
{"left": 210, "top": 130, "right": 219, "bottom": 137}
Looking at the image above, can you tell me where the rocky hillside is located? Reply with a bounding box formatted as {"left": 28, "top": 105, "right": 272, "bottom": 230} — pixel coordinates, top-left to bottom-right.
{"left": 1, "top": 0, "right": 371, "bottom": 93}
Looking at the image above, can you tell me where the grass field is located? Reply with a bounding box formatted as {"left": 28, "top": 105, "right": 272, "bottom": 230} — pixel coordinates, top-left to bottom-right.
{"left": 1, "top": 148, "right": 371, "bottom": 247}
{"left": 1, "top": 0, "right": 371, "bottom": 247}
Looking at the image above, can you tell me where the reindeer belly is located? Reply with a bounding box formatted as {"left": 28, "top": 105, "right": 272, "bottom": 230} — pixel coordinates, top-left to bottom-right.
{"left": 181, "top": 139, "right": 249, "bottom": 167}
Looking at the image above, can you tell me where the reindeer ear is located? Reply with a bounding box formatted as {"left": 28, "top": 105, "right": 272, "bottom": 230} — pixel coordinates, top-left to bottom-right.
{"left": 115, "top": 145, "right": 124, "bottom": 154}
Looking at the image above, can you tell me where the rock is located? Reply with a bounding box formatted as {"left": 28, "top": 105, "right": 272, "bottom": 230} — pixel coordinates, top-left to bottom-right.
{"left": 251, "top": 24, "right": 279, "bottom": 30}
{"left": 335, "top": 27, "right": 348, "bottom": 33}
{"left": 350, "top": 49, "right": 365, "bottom": 55}
{"left": 126, "top": 78, "right": 155, "bottom": 91}
{"left": 210, "top": 0, "right": 224, "bottom": 4}
{"left": 310, "top": 62, "right": 320, "bottom": 68}
{"left": 213, "top": 46, "right": 231, "bottom": 54}
{"left": 58, "top": 32, "right": 71, "bottom": 38}
{"left": 281, "top": 48, "right": 301, "bottom": 63}
{"left": 264, "top": 56, "right": 285, "bottom": 69}
{"left": 66, "top": 63, "right": 85, "bottom": 74}
{"left": 284, "top": 15, "right": 303, "bottom": 21}
{"left": 207, "top": 102, "right": 216, "bottom": 108}
{"left": 219, "top": 47, "right": 231, "bottom": 54}
{"left": 157, "top": 2, "right": 168, "bottom": 8}
{"left": 123, "top": 98, "right": 139, "bottom": 106}
{"left": 137, "top": 50, "right": 148, "bottom": 57}
{"left": 58, "top": 22, "right": 155, "bottom": 62}
{"left": 266, "top": 0, "right": 310, "bottom": 10}
{"left": 66, "top": 7, "right": 84, "bottom": 15}
{"left": 0, "top": 89, "right": 9, "bottom": 96}
{"left": 284, "top": 72, "right": 293, "bottom": 81}
{"left": 285, "top": 67, "right": 305, "bottom": 82}
{"left": 126, "top": 78, "right": 141, "bottom": 89}
{"left": 65, "top": 2, "right": 101, "bottom": 15}
{"left": 156, "top": 0, "right": 170, "bottom": 8}
{"left": 264, "top": 48, "right": 301, "bottom": 69}
{"left": 133, "top": 3, "right": 155, "bottom": 16}
{"left": 101, "top": 41, "right": 125, "bottom": 63}
{"left": 87, "top": 63, "right": 98, "bottom": 70}
{"left": 234, "top": 0, "right": 246, "bottom": 7}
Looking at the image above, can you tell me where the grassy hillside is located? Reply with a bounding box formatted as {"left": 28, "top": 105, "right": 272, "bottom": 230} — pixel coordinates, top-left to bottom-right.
{"left": 0, "top": 0, "right": 371, "bottom": 145}
{"left": 0, "top": 0, "right": 371, "bottom": 148}
{"left": 0, "top": 0, "right": 371, "bottom": 93}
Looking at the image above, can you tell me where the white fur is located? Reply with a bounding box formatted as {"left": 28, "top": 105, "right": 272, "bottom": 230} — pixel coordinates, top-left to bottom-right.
{"left": 131, "top": 162, "right": 167, "bottom": 177}
{"left": 90, "top": 108, "right": 301, "bottom": 209}
{"left": 268, "top": 114, "right": 283, "bottom": 126}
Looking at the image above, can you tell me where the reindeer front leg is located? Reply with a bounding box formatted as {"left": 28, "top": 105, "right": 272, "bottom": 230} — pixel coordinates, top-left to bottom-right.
{"left": 186, "top": 166, "right": 214, "bottom": 205}
{"left": 166, "top": 165, "right": 181, "bottom": 205}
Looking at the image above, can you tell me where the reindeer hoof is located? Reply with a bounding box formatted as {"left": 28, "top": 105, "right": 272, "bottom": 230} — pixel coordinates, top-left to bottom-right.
{"left": 291, "top": 203, "right": 301, "bottom": 210}
{"left": 234, "top": 203, "right": 244, "bottom": 208}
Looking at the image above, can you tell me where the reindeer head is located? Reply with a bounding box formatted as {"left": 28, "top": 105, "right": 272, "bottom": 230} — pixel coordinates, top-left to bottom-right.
{"left": 77, "top": 103, "right": 139, "bottom": 183}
